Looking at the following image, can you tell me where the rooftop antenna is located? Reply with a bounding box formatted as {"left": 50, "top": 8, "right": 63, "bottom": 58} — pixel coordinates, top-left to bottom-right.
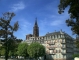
{"left": 60, "top": 29, "right": 63, "bottom": 34}
{"left": 55, "top": 30, "right": 56, "bottom": 32}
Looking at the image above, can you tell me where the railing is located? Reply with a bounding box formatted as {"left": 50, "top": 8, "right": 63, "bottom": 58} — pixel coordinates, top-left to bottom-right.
{"left": 47, "top": 41, "right": 51, "bottom": 44}
{"left": 49, "top": 47, "right": 55, "bottom": 50}
{"left": 61, "top": 41, "right": 66, "bottom": 44}
{"left": 46, "top": 51, "right": 56, "bottom": 55}
{"left": 66, "top": 45, "right": 73, "bottom": 49}
{"left": 49, "top": 42, "right": 55, "bottom": 45}
{"left": 61, "top": 47, "right": 66, "bottom": 49}
{"left": 47, "top": 42, "right": 55, "bottom": 45}
{"left": 66, "top": 50, "right": 73, "bottom": 53}
{"left": 49, "top": 53, "right": 55, "bottom": 55}
{"left": 61, "top": 52, "right": 66, "bottom": 55}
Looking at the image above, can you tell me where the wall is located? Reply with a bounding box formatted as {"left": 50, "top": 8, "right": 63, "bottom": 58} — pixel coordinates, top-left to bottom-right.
{"left": 74, "top": 57, "right": 79, "bottom": 60}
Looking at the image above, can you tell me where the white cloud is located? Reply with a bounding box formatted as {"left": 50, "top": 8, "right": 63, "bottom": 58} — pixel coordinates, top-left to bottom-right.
{"left": 11, "top": 1, "right": 25, "bottom": 12}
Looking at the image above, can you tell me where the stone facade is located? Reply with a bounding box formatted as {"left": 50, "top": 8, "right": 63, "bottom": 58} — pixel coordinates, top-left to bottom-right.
{"left": 25, "top": 31, "right": 75, "bottom": 60}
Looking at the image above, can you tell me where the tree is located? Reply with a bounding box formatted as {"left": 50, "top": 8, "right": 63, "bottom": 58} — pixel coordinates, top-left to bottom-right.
{"left": 58, "top": 0, "right": 79, "bottom": 35}
{"left": 0, "top": 48, "right": 5, "bottom": 56}
{"left": 27, "top": 42, "right": 45, "bottom": 60}
{"left": 0, "top": 41, "right": 5, "bottom": 56}
{"left": 73, "top": 54, "right": 79, "bottom": 58}
{"left": 7, "top": 38, "right": 18, "bottom": 57}
{"left": 17, "top": 42, "right": 28, "bottom": 58}
{"left": 0, "top": 12, "right": 19, "bottom": 60}
{"left": 58, "top": 1, "right": 79, "bottom": 57}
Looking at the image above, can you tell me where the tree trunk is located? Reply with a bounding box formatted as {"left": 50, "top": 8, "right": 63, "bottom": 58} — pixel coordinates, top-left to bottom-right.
{"left": 5, "top": 27, "right": 8, "bottom": 60}
{"left": 5, "top": 41, "right": 8, "bottom": 60}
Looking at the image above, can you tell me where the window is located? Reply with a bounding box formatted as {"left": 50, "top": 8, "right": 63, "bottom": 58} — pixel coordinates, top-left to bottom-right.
{"left": 58, "top": 35, "right": 60, "bottom": 38}
{"left": 56, "top": 54, "right": 60, "bottom": 58}
{"left": 50, "top": 50, "right": 53, "bottom": 54}
{"left": 50, "top": 36, "right": 52, "bottom": 39}
{"left": 61, "top": 34, "right": 62, "bottom": 38}
{"left": 62, "top": 44, "right": 65, "bottom": 47}
{"left": 62, "top": 39, "right": 65, "bottom": 43}
{"left": 59, "top": 50, "right": 61, "bottom": 53}
{"left": 36, "top": 38, "right": 38, "bottom": 40}
{"left": 62, "top": 50, "right": 66, "bottom": 53}
{"left": 54, "top": 50, "right": 56, "bottom": 53}
{"left": 47, "top": 37, "right": 48, "bottom": 40}
{"left": 58, "top": 44, "right": 61, "bottom": 48}
{"left": 54, "top": 55, "right": 56, "bottom": 58}
{"left": 58, "top": 39, "right": 60, "bottom": 42}
{"left": 62, "top": 35, "right": 64, "bottom": 38}
{"left": 60, "top": 39, "right": 62, "bottom": 43}
{"left": 52, "top": 36, "right": 54, "bottom": 39}
{"left": 55, "top": 35, "right": 57, "bottom": 39}
{"left": 63, "top": 55, "right": 66, "bottom": 58}
{"left": 54, "top": 35, "right": 55, "bottom": 39}
{"left": 59, "top": 54, "right": 62, "bottom": 58}
{"left": 44, "top": 37, "right": 46, "bottom": 40}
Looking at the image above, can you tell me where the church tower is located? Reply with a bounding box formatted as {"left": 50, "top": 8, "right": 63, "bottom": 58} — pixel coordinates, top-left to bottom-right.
{"left": 33, "top": 18, "right": 39, "bottom": 37}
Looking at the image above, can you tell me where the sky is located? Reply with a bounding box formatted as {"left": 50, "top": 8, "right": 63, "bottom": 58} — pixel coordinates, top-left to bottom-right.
{"left": 0, "top": 0, "right": 75, "bottom": 40}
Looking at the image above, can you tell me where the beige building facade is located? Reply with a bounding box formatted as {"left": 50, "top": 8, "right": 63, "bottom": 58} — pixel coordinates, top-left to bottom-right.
{"left": 24, "top": 19, "right": 79, "bottom": 60}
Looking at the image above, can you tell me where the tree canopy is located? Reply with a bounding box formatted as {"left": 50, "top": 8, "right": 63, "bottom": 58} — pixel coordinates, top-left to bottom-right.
{"left": 58, "top": 0, "right": 79, "bottom": 35}
{"left": 0, "top": 12, "right": 19, "bottom": 60}
{"left": 17, "top": 42, "right": 28, "bottom": 58}
{"left": 27, "top": 42, "right": 45, "bottom": 59}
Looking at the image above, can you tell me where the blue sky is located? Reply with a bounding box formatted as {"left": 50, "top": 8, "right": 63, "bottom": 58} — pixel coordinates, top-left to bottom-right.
{"left": 0, "top": 0, "right": 75, "bottom": 40}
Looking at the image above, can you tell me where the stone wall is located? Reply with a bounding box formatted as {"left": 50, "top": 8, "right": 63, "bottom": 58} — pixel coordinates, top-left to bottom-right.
{"left": 74, "top": 57, "right": 79, "bottom": 60}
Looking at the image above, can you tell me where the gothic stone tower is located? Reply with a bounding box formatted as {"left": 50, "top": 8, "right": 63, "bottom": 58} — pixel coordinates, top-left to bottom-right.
{"left": 33, "top": 18, "right": 39, "bottom": 37}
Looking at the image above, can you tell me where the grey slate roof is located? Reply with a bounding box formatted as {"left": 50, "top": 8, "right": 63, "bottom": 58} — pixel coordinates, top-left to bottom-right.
{"left": 45, "top": 31, "right": 64, "bottom": 36}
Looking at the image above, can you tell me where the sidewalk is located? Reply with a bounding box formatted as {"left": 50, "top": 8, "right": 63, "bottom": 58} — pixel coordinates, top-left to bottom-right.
{"left": 0, "top": 58, "right": 27, "bottom": 60}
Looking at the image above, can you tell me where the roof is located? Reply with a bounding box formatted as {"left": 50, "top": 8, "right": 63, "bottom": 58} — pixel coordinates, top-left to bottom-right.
{"left": 45, "top": 31, "right": 64, "bottom": 36}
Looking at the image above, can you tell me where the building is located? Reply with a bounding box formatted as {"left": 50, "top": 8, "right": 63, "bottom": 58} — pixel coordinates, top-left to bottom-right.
{"left": 25, "top": 18, "right": 79, "bottom": 60}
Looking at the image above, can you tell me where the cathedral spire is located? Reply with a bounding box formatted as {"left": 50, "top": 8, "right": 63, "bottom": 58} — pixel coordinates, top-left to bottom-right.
{"left": 33, "top": 18, "right": 39, "bottom": 37}
{"left": 34, "top": 17, "right": 38, "bottom": 26}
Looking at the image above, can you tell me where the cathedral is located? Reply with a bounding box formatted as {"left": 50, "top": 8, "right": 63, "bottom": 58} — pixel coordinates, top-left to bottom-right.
{"left": 25, "top": 18, "right": 79, "bottom": 60}
{"left": 26, "top": 18, "right": 39, "bottom": 40}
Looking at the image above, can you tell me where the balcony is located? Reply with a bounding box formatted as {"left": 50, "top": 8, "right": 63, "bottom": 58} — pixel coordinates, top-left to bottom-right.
{"left": 66, "top": 51, "right": 73, "bottom": 53}
{"left": 66, "top": 45, "right": 70, "bottom": 48}
{"left": 61, "top": 42, "right": 66, "bottom": 44}
{"left": 47, "top": 41, "right": 51, "bottom": 44}
{"left": 49, "top": 53, "right": 55, "bottom": 55}
{"left": 49, "top": 42, "right": 55, "bottom": 45}
{"left": 61, "top": 52, "right": 66, "bottom": 55}
{"left": 61, "top": 47, "right": 66, "bottom": 49}
{"left": 47, "top": 41, "right": 55, "bottom": 45}
{"left": 49, "top": 47, "right": 55, "bottom": 50}
{"left": 46, "top": 51, "right": 49, "bottom": 54}
{"left": 66, "top": 45, "right": 73, "bottom": 49}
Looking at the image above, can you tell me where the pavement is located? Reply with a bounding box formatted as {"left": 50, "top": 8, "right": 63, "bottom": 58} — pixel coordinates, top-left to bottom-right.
{"left": 0, "top": 58, "right": 29, "bottom": 60}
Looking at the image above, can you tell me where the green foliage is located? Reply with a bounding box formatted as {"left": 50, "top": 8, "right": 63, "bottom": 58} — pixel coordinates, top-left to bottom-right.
{"left": 8, "top": 50, "right": 16, "bottom": 57}
{"left": 8, "top": 38, "right": 17, "bottom": 50}
{"left": 0, "top": 48, "right": 5, "bottom": 56}
{"left": 17, "top": 43, "right": 28, "bottom": 58}
{"left": 58, "top": 0, "right": 79, "bottom": 16}
{"left": 27, "top": 42, "right": 45, "bottom": 58}
{"left": 73, "top": 54, "right": 79, "bottom": 58}
{"left": 58, "top": 0, "right": 79, "bottom": 35}
{"left": 7, "top": 38, "right": 18, "bottom": 56}
{"left": 0, "top": 12, "right": 19, "bottom": 60}
{"left": 0, "top": 12, "right": 19, "bottom": 37}
{"left": 75, "top": 39, "right": 79, "bottom": 49}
